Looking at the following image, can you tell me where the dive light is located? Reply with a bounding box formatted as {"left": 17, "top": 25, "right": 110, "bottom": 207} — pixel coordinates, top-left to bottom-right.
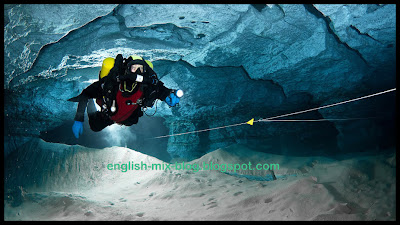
{"left": 176, "top": 89, "right": 184, "bottom": 98}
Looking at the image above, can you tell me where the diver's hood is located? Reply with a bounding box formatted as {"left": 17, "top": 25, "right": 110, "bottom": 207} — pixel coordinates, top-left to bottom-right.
{"left": 128, "top": 59, "right": 147, "bottom": 67}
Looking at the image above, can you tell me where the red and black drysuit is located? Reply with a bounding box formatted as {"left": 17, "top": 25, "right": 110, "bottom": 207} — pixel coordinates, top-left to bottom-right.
{"left": 69, "top": 55, "right": 172, "bottom": 132}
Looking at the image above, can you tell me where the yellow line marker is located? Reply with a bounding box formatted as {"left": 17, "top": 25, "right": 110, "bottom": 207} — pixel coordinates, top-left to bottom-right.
{"left": 246, "top": 118, "right": 254, "bottom": 126}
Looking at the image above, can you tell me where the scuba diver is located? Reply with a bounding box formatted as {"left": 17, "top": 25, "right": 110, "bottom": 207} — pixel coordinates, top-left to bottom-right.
{"left": 68, "top": 54, "right": 183, "bottom": 138}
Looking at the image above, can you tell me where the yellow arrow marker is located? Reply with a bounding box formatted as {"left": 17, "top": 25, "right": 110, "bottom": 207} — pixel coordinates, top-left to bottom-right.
{"left": 246, "top": 118, "right": 254, "bottom": 126}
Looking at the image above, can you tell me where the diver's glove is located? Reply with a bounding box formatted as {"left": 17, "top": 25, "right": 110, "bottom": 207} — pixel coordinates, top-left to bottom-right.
{"left": 165, "top": 90, "right": 183, "bottom": 107}
{"left": 72, "top": 121, "right": 83, "bottom": 138}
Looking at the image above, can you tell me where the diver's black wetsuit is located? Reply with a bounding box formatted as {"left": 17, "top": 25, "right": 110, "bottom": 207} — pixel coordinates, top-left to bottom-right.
{"left": 73, "top": 67, "right": 171, "bottom": 132}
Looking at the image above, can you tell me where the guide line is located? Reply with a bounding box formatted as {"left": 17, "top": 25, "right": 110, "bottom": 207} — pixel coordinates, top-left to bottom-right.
{"left": 150, "top": 88, "right": 396, "bottom": 139}
{"left": 257, "top": 118, "right": 378, "bottom": 122}
{"left": 256, "top": 88, "right": 396, "bottom": 122}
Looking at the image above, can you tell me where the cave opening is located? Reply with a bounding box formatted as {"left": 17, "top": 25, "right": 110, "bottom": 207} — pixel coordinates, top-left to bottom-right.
{"left": 40, "top": 113, "right": 172, "bottom": 162}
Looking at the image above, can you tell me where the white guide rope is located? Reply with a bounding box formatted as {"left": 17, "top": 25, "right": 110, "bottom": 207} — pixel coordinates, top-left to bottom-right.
{"left": 151, "top": 88, "right": 396, "bottom": 139}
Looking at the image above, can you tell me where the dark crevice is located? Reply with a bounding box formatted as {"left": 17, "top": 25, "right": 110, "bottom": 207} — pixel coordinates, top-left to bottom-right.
{"left": 240, "top": 65, "right": 288, "bottom": 99}
{"left": 251, "top": 4, "right": 267, "bottom": 12}
{"left": 349, "top": 25, "right": 383, "bottom": 45}
{"left": 366, "top": 4, "right": 385, "bottom": 13}
{"left": 112, "top": 4, "right": 127, "bottom": 32}
{"left": 303, "top": 4, "right": 370, "bottom": 66}
{"left": 196, "top": 33, "right": 206, "bottom": 39}
{"left": 276, "top": 4, "right": 286, "bottom": 17}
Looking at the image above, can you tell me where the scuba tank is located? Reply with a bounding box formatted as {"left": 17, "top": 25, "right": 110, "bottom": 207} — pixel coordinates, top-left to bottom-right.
{"left": 98, "top": 54, "right": 124, "bottom": 116}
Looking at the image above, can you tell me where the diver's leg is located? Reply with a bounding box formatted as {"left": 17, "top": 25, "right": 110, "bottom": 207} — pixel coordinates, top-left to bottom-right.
{"left": 88, "top": 112, "right": 114, "bottom": 132}
{"left": 120, "top": 109, "right": 143, "bottom": 126}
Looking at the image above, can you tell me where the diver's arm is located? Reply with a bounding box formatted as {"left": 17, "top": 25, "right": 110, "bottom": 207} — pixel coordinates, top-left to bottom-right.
{"left": 155, "top": 81, "right": 182, "bottom": 107}
{"left": 141, "top": 69, "right": 172, "bottom": 101}
{"left": 140, "top": 67, "right": 180, "bottom": 106}
{"left": 74, "top": 81, "right": 102, "bottom": 122}
{"left": 155, "top": 81, "right": 173, "bottom": 101}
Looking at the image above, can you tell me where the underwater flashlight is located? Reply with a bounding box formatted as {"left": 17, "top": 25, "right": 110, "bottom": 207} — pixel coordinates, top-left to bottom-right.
{"left": 111, "top": 100, "right": 116, "bottom": 113}
{"left": 176, "top": 89, "right": 184, "bottom": 98}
